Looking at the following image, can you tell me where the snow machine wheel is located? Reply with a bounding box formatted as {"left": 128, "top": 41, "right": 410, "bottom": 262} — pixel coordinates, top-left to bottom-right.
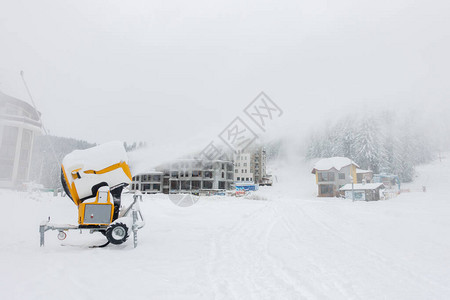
{"left": 57, "top": 231, "right": 67, "bottom": 240}
{"left": 105, "top": 223, "right": 129, "bottom": 245}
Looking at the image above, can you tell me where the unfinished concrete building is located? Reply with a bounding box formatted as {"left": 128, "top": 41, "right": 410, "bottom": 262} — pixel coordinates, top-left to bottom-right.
{"left": 130, "top": 159, "right": 234, "bottom": 194}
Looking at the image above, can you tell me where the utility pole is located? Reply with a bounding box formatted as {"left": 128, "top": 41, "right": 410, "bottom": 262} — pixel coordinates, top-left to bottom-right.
{"left": 350, "top": 175, "right": 355, "bottom": 202}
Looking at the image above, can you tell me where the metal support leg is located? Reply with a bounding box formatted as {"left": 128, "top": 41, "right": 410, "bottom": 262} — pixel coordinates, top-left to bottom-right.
{"left": 132, "top": 210, "right": 138, "bottom": 248}
{"left": 39, "top": 224, "right": 46, "bottom": 247}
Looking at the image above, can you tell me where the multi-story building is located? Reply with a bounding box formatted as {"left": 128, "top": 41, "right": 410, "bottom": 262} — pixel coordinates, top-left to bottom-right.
{"left": 234, "top": 152, "right": 253, "bottom": 183}
{"left": 130, "top": 159, "right": 234, "bottom": 194}
{"left": 130, "top": 171, "right": 163, "bottom": 194}
{"left": 251, "top": 147, "right": 267, "bottom": 184}
{"left": 0, "top": 91, "right": 42, "bottom": 188}
{"left": 234, "top": 147, "right": 267, "bottom": 184}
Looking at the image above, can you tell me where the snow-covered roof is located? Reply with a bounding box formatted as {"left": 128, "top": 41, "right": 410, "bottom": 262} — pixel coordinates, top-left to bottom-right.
{"left": 312, "top": 157, "right": 359, "bottom": 173}
{"left": 356, "top": 168, "right": 373, "bottom": 174}
{"left": 339, "top": 183, "right": 384, "bottom": 191}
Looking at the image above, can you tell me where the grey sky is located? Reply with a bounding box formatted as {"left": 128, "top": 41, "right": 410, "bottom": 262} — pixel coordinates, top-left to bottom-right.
{"left": 1, "top": 0, "right": 449, "bottom": 147}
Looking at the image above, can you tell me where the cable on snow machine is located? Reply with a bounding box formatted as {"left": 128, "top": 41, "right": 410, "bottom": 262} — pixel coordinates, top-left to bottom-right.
{"left": 39, "top": 141, "right": 144, "bottom": 248}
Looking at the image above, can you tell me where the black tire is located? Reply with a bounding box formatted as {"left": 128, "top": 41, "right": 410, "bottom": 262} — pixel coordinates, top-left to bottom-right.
{"left": 105, "top": 223, "right": 129, "bottom": 245}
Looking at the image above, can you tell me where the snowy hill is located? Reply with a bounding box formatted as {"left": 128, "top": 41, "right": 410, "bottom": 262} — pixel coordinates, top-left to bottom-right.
{"left": 1, "top": 155, "right": 450, "bottom": 299}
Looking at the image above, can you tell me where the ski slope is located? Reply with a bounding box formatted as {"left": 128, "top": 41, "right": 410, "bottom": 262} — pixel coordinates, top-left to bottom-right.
{"left": 1, "top": 156, "right": 450, "bottom": 299}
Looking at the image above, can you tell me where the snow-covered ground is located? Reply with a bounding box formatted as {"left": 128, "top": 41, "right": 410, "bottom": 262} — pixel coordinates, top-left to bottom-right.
{"left": 1, "top": 156, "right": 450, "bottom": 300}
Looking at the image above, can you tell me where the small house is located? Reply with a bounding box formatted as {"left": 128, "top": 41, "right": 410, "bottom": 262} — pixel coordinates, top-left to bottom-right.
{"left": 339, "top": 183, "right": 385, "bottom": 201}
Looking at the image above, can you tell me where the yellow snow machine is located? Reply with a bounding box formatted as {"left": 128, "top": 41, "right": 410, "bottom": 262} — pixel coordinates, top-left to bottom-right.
{"left": 39, "top": 141, "right": 144, "bottom": 248}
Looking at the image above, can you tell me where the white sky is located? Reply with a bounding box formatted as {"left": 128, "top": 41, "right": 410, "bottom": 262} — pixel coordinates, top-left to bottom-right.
{"left": 1, "top": 0, "right": 449, "bottom": 147}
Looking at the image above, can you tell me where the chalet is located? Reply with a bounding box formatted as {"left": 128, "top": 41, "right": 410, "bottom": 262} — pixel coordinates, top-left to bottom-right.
{"left": 311, "top": 157, "right": 359, "bottom": 197}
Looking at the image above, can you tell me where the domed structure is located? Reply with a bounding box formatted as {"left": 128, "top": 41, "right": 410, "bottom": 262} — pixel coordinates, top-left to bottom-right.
{"left": 0, "top": 91, "right": 42, "bottom": 188}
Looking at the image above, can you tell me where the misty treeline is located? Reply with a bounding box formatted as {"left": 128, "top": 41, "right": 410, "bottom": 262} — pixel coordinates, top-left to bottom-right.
{"left": 29, "top": 136, "right": 96, "bottom": 188}
{"left": 305, "top": 112, "right": 437, "bottom": 182}
{"left": 29, "top": 136, "right": 147, "bottom": 188}
{"left": 124, "top": 141, "right": 147, "bottom": 152}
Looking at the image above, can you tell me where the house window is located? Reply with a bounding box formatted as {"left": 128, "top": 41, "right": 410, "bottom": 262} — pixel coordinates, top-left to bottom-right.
{"left": 338, "top": 173, "right": 345, "bottom": 180}
{"left": 318, "top": 172, "right": 335, "bottom": 181}
{"left": 320, "top": 184, "right": 333, "bottom": 195}
{"left": 318, "top": 172, "right": 327, "bottom": 181}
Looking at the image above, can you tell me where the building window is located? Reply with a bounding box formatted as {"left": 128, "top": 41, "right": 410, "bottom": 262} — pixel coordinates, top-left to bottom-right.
{"left": 203, "top": 181, "right": 213, "bottom": 189}
{"left": 192, "top": 181, "right": 201, "bottom": 189}
{"left": 237, "top": 177, "right": 240, "bottom": 181}
{"left": 235, "top": 169, "right": 238, "bottom": 173}
{"left": 153, "top": 184, "right": 161, "bottom": 191}
{"left": 338, "top": 173, "right": 345, "bottom": 180}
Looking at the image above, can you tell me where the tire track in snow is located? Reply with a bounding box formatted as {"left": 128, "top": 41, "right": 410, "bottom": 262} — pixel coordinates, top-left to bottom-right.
{"left": 204, "top": 200, "right": 315, "bottom": 299}
{"left": 280, "top": 199, "right": 447, "bottom": 298}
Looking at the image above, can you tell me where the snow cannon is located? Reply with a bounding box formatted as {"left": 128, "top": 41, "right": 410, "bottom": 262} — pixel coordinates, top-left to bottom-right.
{"left": 39, "top": 141, "right": 145, "bottom": 248}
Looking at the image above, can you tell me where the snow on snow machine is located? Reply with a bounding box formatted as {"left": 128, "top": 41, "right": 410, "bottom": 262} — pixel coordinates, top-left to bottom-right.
{"left": 39, "top": 141, "right": 145, "bottom": 248}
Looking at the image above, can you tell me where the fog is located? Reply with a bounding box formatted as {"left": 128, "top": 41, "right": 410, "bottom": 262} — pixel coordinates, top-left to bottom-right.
{"left": 1, "top": 0, "right": 449, "bottom": 154}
